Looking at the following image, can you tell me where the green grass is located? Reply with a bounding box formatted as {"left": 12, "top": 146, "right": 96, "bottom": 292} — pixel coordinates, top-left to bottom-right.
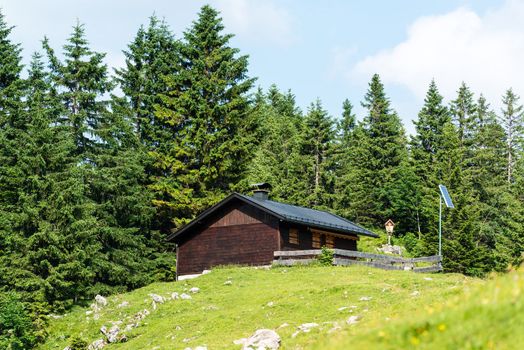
{"left": 40, "top": 265, "right": 492, "bottom": 349}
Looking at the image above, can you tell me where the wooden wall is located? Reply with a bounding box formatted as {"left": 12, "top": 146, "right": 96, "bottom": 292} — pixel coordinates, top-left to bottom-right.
{"left": 280, "top": 223, "right": 358, "bottom": 251}
{"left": 176, "top": 201, "right": 279, "bottom": 275}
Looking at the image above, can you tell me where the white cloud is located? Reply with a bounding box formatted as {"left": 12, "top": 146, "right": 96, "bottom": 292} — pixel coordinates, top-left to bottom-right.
{"left": 213, "top": 0, "right": 296, "bottom": 46}
{"left": 351, "top": 0, "right": 524, "bottom": 108}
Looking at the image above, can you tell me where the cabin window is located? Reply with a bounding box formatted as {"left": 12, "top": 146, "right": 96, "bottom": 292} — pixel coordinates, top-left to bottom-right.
{"left": 289, "top": 228, "right": 299, "bottom": 245}
{"left": 312, "top": 232, "right": 321, "bottom": 248}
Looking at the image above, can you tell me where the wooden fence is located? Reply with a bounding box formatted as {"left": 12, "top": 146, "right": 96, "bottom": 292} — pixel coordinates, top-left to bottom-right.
{"left": 273, "top": 249, "right": 442, "bottom": 273}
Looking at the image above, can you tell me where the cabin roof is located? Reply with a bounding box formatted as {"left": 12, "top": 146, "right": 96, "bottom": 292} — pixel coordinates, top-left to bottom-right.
{"left": 167, "top": 193, "right": 379, "bottom": 241}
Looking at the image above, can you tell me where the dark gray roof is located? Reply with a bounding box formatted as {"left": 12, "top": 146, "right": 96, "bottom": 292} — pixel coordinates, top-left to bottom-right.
{"left": 236, "top": 193, "right": 377, "bottom": 238}
{"left": 168, "top": 193, "right": 378, "bottom": 241}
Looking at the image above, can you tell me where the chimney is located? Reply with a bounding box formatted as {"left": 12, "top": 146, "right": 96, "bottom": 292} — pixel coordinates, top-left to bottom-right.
{"left": 251, "top": 182, "right": 272, "bottom": 200}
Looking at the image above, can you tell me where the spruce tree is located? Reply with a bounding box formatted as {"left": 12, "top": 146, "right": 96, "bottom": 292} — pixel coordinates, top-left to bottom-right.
{"left": 114, "top": 15, "right": 179, "bottom": 146}
{"left": 450, "top": 82, "right": 476, "bottom": 149}
{"left": 500, "top": 88, "right": 524, "bottom": 183}
{"left": 345, "top": 74, "right": 409, "bottom": 229}
{"left": 247, "top": 86, "right": 304, "bottom": 203}
{"left": 154, "top": 5, "right": 256, "bottom": 229}
{"left": 410, "top": 81, "right": 451, "bottom": 239}
{"left": 300, "top": 99, "right": 336, "bottom": 209}
{"left": 334, "top": 99, "right": 357, "bottom": 217}
{"left": 44, "top": 22, "right": 159, "bottom": 298}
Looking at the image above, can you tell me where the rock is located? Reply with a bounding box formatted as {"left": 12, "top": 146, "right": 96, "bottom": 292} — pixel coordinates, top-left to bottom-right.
{"left": 152, "top": 300, "right": 157, "bottom": 310}
{"left": 298, "top": 323, "right": 318, "bottom": 333}
{"left": 224, "top": 280, "right": 233, "bottom": 285}
{"left": 95, "top": 295, "right": 108, "bottom": 307}
{"left": 359, "top": 296, "right": 372, "bottom": 301}
{"left": 117, "top": 301, "right": 129, "bottom": 308}
{"left": 328, "top": 322, "right": 342, "bottom": 333}
{"left": 90, "top": 303, "right": 101, "bottom": 313}
{"left": 86, "top": 310, "right": 93, "bottom": 315}
{"left": 235, "top": 329, "right": 280, "bottom": 350}
{"left": 100, "top": 325, "right": 121, "bottom": 343}
{"left": 195, "top": 347, "right": 207, "bottom": 350}
{"left": 180, "top": 293, "right": 192, "bottom": 300}
{"left": 277, "top": 323, "right": 289, "bottom": 329}
{"left": 292, "top": 323, "right": 319, "bottom": 338}
{"left": 346, "top": 315, "right": 362, "bottom": 325}
{"left": 171, "top": 292, "right": 180, "bottom": 300}
{"left": 149, "top": 293, "right": 165, "bottom": 303}
{"left": 424, "top": 277, "right": 433, "bottom": 281}
{"left": 87, "top": 339, "right": 107, "bottom": 350}
{"left": 124, "top": 324, "right": 135, "bottom": 332}
{"left": 410, "top": 290, "right": 420, "bottom": 297}
{"left": 189, "top": 287, "right": 200, "bottom": 294}
{"left": 337, "top": 306, "right": 348, "bottom": 311}
{"left": 377, "top": 244, "right": 403, "bottom": 255}
{"left": 267, "top": 301, "right": 274, "bottom": 307}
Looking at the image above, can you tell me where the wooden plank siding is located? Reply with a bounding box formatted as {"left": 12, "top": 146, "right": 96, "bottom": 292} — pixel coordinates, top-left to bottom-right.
{"left": 176, "top": 201, "right": 279, "bottom": 275}
{"left": 280, "top": 223, "right": 358, "bottom": 251}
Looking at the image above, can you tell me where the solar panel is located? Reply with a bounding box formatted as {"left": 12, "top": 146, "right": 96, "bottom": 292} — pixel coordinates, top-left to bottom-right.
{"left": 439, "top": 184, "right": 455, "bottom": 208}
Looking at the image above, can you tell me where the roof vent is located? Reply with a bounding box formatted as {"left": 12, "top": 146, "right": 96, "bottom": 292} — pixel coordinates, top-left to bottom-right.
{"left": 251, "top": 182, "right": 272, "bottom": 200}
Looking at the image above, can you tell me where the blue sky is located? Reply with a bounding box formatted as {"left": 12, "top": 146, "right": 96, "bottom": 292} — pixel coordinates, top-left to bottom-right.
{"left": 3, "top": 0, "right": 521, "bottom": 133}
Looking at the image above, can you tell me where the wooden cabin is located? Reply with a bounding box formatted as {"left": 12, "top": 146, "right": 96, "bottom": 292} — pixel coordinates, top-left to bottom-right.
{"left": 167, "top": 184, "right": 378, "bottom": 276}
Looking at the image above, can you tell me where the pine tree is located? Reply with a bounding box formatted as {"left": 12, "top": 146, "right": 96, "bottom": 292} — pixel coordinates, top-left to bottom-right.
{"left": 334, "top": 99, "right": 357, "bottom": 217}
{"left": 114, "top": 15, "right": 179, "bottom": 146}
{"left": 345, "top": 74, "right": 409, "bottom": 228}
{"left": 300, "top": 99, "right": 336, "bottom": 208}
{"left": 450, "top": 82, "right": 476, "bottom": 149}
{"left": 247, "top": 86, "right": 304, "bottom": 203}
{"left": 43, "top": 23, "right": 159, "bottom": 299}
{"left": 153, "top": 5, "right": 256, "bottom": 230}
{"left": 500, "top": 88, "right": 524, "bottom": 183}
{"left": 410, "top": 80, "right": 451, "bottom": 238}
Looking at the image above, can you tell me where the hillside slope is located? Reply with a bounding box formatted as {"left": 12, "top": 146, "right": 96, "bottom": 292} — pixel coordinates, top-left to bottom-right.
{"left": 40, "top": 265, "right": 520, "bottom": 349}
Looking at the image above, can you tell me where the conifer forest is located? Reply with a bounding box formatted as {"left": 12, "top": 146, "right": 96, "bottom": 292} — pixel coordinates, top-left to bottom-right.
{"left": 1, "top": 5, "right": 524, "bottom": 348}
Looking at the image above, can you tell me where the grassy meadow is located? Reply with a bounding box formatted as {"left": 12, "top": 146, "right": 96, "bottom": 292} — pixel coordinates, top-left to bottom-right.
{"left": 39, "top": 263, "right": 521, "bottom": 349}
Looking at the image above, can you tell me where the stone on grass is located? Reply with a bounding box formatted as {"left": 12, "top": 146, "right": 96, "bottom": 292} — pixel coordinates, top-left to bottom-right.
{"left": 117, "top": 301, "right": 129, "bottom": 308}
{"left": 171, "top": 292, "right": 180, "bottom": 300}
{"left": 180, "top": 293, "right": 192, "bottom": 300}
{"left": 359, "top": 296, "right": 372, "bottom": 301}
{"left": 149, "top": 293, "right": 165, "bottom": 303}
{"left": 292, "top": 323, "right": 319, "bottom": 338}
{"left": 224, "top": 280, "right": 233, "bottom": 285}
{"left": 424, "top": 277, "right": 433, "bottom": 281}
{"left": 95, "top": 295, "right": 108, "bottom": 307}
{"left": 189, "top": 287, "right": 200, "bottom": 294}
{"left": 235, "top": 329, "right": 280, "bottom": 350}
{"left": 346, "top": 315, "right": 361, "bottom": 325}
{"left": 377, "top": 244, "right": 402, "bottom": 255}
{"left": 411, "top": 290, "right": 420, "bottom": 297}
{"left": 267, "top": 301, "right": 274, "bottom": 307}
{"left": 87, "top": 339, "right": 106, "bottom": 350}
{"left": 328, "top": 322, "right": 342, "bottom": 333}
{"left": 100, "top": 325, "right": 122, "bottom": 343}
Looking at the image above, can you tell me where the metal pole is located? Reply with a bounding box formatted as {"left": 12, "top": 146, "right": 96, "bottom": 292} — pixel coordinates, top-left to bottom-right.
{"left": 439, "top": 195, "right": 442, "bottom": 258}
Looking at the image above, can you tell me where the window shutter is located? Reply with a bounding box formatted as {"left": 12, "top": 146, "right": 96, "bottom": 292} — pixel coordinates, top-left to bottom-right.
{"left": 289, "top": 228, "right": 299, "bottom": 244}
{"left": 326, "top": 235, "right": 334, "bottom": 248}
{"left": 312, "top": 232, "right": 321, "bottom": 248}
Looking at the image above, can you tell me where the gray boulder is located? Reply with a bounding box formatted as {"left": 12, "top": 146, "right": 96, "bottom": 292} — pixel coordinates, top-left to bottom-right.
{"left": 235, "top": 329, "right": 280, "bottom": 350}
